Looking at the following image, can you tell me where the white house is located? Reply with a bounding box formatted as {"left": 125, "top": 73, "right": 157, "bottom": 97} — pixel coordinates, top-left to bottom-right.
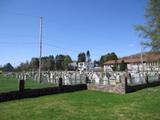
{"left": 104, "top": 57, "right": 160, "bottom": 72}
{"left": 77, "top": 62, "right": 94, "bottom": 71}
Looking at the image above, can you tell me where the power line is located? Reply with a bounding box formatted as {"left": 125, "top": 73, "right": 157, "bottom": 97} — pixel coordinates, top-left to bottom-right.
{"left": 44, "top": 43, "right": 80, "bottom": 53}
{"left": 0, "top": 40, "right": 101, "bottom": 57}
{"left": 43, "top": 42, "right": 101, "bottom": 57}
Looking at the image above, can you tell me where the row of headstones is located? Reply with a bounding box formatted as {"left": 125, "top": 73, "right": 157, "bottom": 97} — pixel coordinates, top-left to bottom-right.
{"left": 16, "top": 71, "right": 88, "bottom": 85}
{"left": 128, "top": 71, "right": 160, "bottom": 85}
{"left": 15, "top": 71, "right": 160, "bottom": 86}
{"left": 86, "top": 72, "right": 121, "bottom": 85}
{"left": 15, "top": 71, "right": 125, "bottom": 85}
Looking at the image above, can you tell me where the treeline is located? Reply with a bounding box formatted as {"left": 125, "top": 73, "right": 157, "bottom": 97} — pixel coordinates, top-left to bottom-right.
{"left": 15, "top": 55, "right": 72, "bottom": 71}
{"left": 0, "top": 51, "right": 120, "bottom": 72}
{"left": 15, "top": 50, "right": 92, "bottom": 71}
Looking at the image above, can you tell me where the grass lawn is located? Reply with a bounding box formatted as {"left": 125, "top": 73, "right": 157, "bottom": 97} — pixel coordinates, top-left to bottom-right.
{"left": 0, "top": 74, "right": 56, "bottom": 93}
{"left": 0, "top": 86, "right": 160, "bottom": 120}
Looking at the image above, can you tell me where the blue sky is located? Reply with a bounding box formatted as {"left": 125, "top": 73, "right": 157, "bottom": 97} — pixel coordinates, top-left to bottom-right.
{"left": 0, "top": 0, "right": 148, "bottom": 66}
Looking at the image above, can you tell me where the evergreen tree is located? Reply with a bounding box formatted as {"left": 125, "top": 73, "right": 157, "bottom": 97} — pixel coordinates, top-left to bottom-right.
{"left": 86, "top": 50, "right": 91, "bottom": 62}
{"left": 46, "top": 56, "right": 55, "bottom": 70}
{"left": 30, "top": 58, "right": 39, "bottom": 70}
{"left": 55, "top": 55, "right": 65, "bottom": 70}
{"left": 63, "top": 56, "right": 72, "bottom": 70}
{"left": 78, "top": 52, "right": 86, "bottom": 62}
{"left": 2, "top": 63, "right": 14, "bottom": 72}
{"left": 100, "top": 52, "right": 118, "bottom": 66}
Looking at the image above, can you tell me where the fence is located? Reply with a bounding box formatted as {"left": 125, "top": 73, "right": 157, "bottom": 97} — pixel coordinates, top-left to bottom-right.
{"left": 0, "top": 72, "right": 88, "bottom": 102}
{"left": 0, "top": 84, "right": 87, "bottom": 102}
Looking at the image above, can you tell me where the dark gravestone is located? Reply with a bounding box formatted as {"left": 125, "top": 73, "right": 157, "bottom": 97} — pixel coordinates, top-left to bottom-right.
{"left": 85, "top": 77, "right": 90, "bottom": 84}
{"left": 19, "top": 80, "right": 25, "bottom": 93}
{"left": 158, "top": 74, "right": 160, "bottom": 81}
{"left": 59, "top": 78, "right": 63, "bottom": 87}
{"left": 145, "top": 75, "right": 149, "bottom": 88}
{"left": 125, "top": 77, "right": 128, "bottom": 92}
{"left": 145, "top": 75, "right": 149, "bottom": 84}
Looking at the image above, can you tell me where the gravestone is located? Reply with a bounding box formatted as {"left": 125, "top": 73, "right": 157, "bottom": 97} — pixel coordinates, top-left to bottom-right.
{"left": 109, "top": 76, "right": 116, "bottom": 85}
{"left": 59, "top": 78, "right": 63, "bottom": 87}
{"left": 103, "top": 75, "right": 109, "bottom": 85}
{"left": 92, "top": 73, "right": 100, "bottom": 84}
{"left": 19, "top": 80, "right": 25, "bottom": 93}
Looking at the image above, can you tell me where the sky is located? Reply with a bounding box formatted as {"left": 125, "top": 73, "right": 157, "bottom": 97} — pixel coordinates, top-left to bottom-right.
{"left": 0, "top": 0, "right": 148, "bottom": 66}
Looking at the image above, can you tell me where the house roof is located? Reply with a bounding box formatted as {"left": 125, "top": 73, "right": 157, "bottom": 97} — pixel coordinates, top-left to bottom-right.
{"left": 104, "top": 53, "right": 160, "bottom": 65}
{"left": 103, "top": 58, "right": 144, "bottom": 65}
{"left": 103, "top": 60, "right": 121, "bottom": 65}
{"left": 125, "top": 58, "right": 146, "bottom": 63}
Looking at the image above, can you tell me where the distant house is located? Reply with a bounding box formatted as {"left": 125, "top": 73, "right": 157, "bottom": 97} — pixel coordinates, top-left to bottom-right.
{"left": 68, "top": 61, "right": 95, "bottom": 71}
{"left": 104, "top": 53, "right": 160, "bottom": 72}
{"left": 77, "top": 62, "right": 87, "bottom": 71}
{"left": 77, "top": 62, "right": 94, "bottom": 71}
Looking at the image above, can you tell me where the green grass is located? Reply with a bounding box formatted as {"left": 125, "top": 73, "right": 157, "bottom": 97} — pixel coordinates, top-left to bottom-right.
{"left": 0, "top": 86, "right": 160, "bottom": 120}
{"left": 0, "top": 74, "right": 56, "bottom": 93}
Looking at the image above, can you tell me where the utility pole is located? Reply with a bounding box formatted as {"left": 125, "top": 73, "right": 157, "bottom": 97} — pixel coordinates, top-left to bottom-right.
{"left": 38, "top": 17, "right": 42, "bottom": 83}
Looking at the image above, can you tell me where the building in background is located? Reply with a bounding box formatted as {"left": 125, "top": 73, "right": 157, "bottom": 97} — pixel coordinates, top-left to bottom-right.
{"left": 77, "top": 62, "right": 94, "bottom": 71}
{"left": 104, "top": 52, "right": 160, "bottom": 72}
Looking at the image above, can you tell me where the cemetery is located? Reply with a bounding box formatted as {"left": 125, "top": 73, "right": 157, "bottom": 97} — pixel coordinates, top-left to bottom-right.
{"left": 0, "top": 69, "right": 160, "bottom": 102}
{"left": 0, "top": 0, "right": 160, "bottom": 119}
{"left": 1, "top": 70, "right": 160, "bottom": 93}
